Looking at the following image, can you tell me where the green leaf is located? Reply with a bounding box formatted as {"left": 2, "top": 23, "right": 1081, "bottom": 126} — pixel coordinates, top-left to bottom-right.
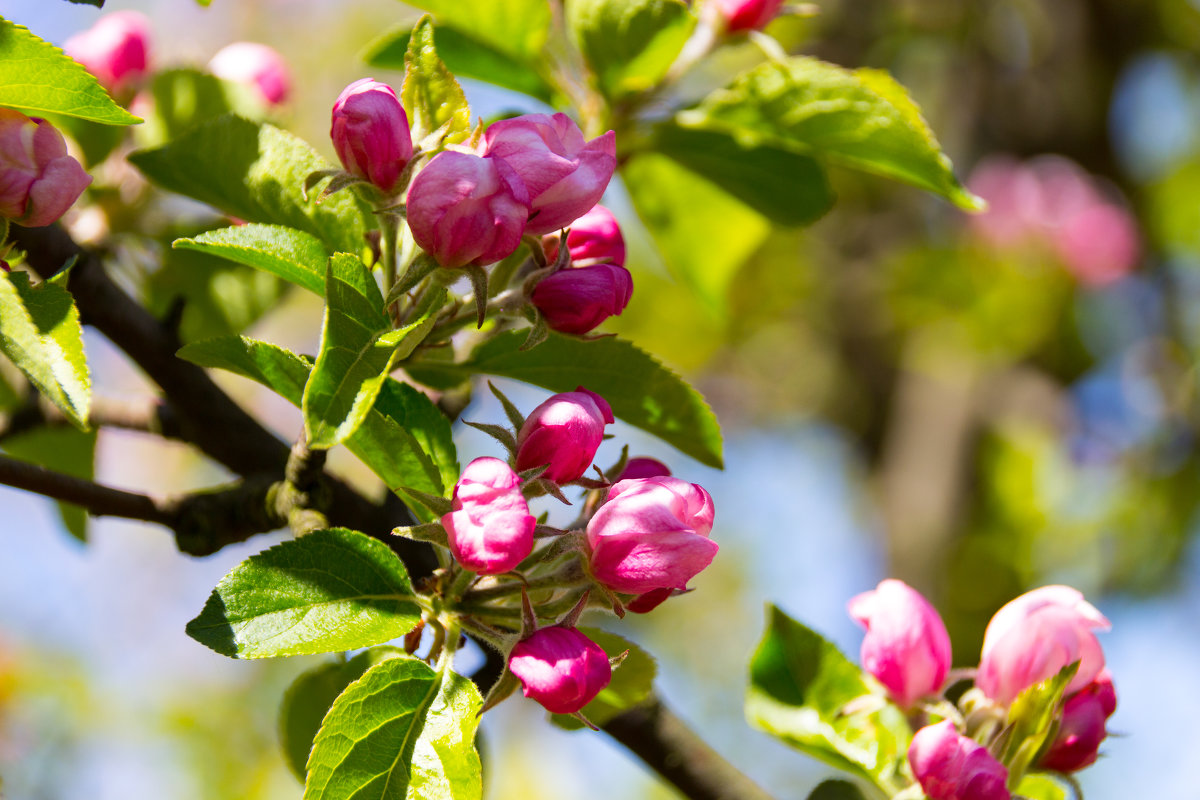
{"left": 567, "top": 0, "right": 694, "bottom": 98}
{"left": 746, "top": 605, "right": 910, "bottom": 791}
{"left": 303, "top": 254, "right": 443, "bottom": 450}
{"left": 0, "top": 19, "right": 138, "bottom": 125}
{"left": 407, "top": 331, "right": 723, "bottom": 468}
{"left": 624, "top": 151, "right": 771, "bottom": 314}
{"left": 173, "top": 224, "right": 332, "bottom": 297}
{"left": 128, "top": 116, "right": 371, "bottom": 255}
{"left": 401, "top": 0, "right": 552, "bottom": 64}
{"left": 364, "top": 24, "right": 554, "bottom": 104}
{"left": 679, "top": 57, "right": 982, "bottom": 210}
{"left": 185, "top": 528, "right": 422, "bottom": 659}
{"left": 551, "top": 628, "right": 656, "bottom": 729}
{"left": 177, "top": 337, "right": 457, "bottom": 507}
{"left": 64, "top": 0, "right": 105, "bottom": 6}
{"left": 400, "top": 17, "right": 471, "bottom": 145}
{"left": 1001, "top": 662, "right": 1078, "bottom": 788}
{"left": 304, "top": 657, "right": 483, "bottom": 800}
{"left": 0, "top": 271, "right": 90, "bottom": 429}
{"left": 806, "top": 780, "right": 870, "bottom": 800}
{"left": 1, "top": 426, "right": 97, "bottom": 542}
{"left": 1015, "top": 773, "right": 1070, "bottom": 800}
{"left": 139, "top": 68, "right": 267, "bottom": 146}
{"left": 280, "top": 647, "right": 408, "bottom": 781}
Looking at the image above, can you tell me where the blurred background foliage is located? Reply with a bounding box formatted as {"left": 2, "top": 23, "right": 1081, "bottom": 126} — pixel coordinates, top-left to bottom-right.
{"left": 3, "top": 0, "right": 1199, "bottom": 798}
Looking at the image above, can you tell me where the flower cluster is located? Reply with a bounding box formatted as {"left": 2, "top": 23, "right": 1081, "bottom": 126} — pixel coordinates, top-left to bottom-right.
{"left": 848, "top": 580, "right": 1115, "bottom": 799}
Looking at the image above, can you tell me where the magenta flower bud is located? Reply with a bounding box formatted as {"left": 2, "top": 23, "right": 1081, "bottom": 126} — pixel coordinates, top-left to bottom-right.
{"left": 508, "top": 626, "right": 612, "bottom": 714}
{"left": 586, "top": 476, "right": 718, "bottom": 595}
{"left": 530, "top": 263, "right": 633, "bottom": 335}
{"left": 0, "top": 110, "right": 92, "bottom": 228}
{"left": 64, "top": 11, "right": 151, "bottom": 93}
{"left": 1040, "top": 670, "right": 1116, "bottom": 772}
{"left": 617, "top": 457, "right": 672, "bottom": 482}
{"left": 515, "top": 388, "right": 614, "bottom": 483}
{"left": 481, "top": 113, "right": 616, "bottom": 235}
{"left": 330, "top": 79, "right": 412, "bottom": 195}
{"left": 407, "top": 151, "right": 530, "bottom": 267}
{"left": 711, "top": 0, "right": 785, "bottom": 32}
{"left": 441, "top": 457, "right": 535, "bottom": 575}
{"left": 977, "top": 585, "right": 1110, "bottom": 706}
{"left": 848, "top": 579, "right": 953, "bottom": 708}
{"left": 625, "top": 587, "right": 673, "bottom": 614}
{"left": 909, "top": 720, "right": 1011, "bottom": 800}
{"left": 209, "top": 42, "right": 292, "bottom": 107}
{"left": 564, "top": 204, "right": 626, "bottom": 266}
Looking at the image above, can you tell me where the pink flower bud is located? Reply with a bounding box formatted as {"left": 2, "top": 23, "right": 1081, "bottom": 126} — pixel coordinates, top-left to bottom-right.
{"left": 625, "top": 587, "right": 673, "bottom": 614}
{"left": 562, "top": 204, "right": 626, "bottom": 266}
{"left": 407, "top": 151, "right": 530, "bottom": 267}
{"left": 977, "top": 586, "right": 1110, "bottom": 706}
{"left": 481, "top": 113, "right": 616, "bottom": 235}
{"left": 0, "top": 109, "right": 92, "bottom": 228}
{"left": 617, "top": 457, "right": 671, "bottom": 482}
{"left": 329, "top": 78, "right": 411, "bottom": 194}
{"left": 909, "top": 720, "right": 1011, "bottom": 800}
{"left": 209, "top": 42, "right": 292, "bottom": 107}
{"left": 441, "top": 457, "right": 535, "bottom": 575}
{"left": 848, "top": 579, "right": 952, "bottom": 708}
{"left": 64, "top": 11, "right": 151, "bottom": 93}
{"left": 586, "top": 476, "right": 718, "bottom": 595}
{"left": 508, "top": 626, "right": 612, "bottom": 714}
{"left": 515, "top": 388, "right": 614, "bottom": 483}
{"left": 1040, "top": 670, "right": 1116, "bottom": 772}
{"left": 530, "top": 262, "right": 633, "bottom": 335}
{"left": 711, "top": 0, "right": 785, "bottom": 32}
{"left": 1053, "top": 203, "right": 1140, "bottom": 287}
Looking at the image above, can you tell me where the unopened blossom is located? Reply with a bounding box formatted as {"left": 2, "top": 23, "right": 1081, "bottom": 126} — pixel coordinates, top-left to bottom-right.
{"left": 441, "top": 457, "right": 535, "bottom": 575}
{"left": 515, "top": 388, "right": 614, "bottom": 483}
{"left": 0, "top": 109, "right": 92, "bottom": 227}
{"left": 508, "top": 626, "right": 611, "bottom": 714}
{"left": 547, "top": 204, "right": 626, "bottom": 266}
{"left": 908, "top": 720, "right": 1010, "bottom": 800}
{"left": 530, "top": 262, "right": 633, "bottom": 335}
{"left": 64, "top": 11, "right": 151, "bottom": 92}
{"left": 1040, "top": 670, "right": 1117, "bottom": 772}
{"left": 330, "top": 78, "right": 411, "bottom": 194}
{"left": 711, "top": 0, "right": 785, "bottom": 32}
{"left": 617, "top": 457, "right": 671, "bottom": 482}
{"left": 209, "top": 42, "right": 292, "bottom": 107}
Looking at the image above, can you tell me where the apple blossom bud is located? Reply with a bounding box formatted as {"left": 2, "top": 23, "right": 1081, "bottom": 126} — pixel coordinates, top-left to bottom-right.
{"left": 1040, "top": 670, "right": 1116, "bottom": 772}
{"left": 515, "top": 388, "right": 614, "bottom": 483}
{"left": 508, "top": 626, "right": 612, "bottom": 714}
{"left": 481, "top": 113, "right": 616, "bottom": 235}
{"left": 407, "top": 151, "right": 530, "bottom": 267}
{"left": 586, "top": 476, "right": 718, "bottom": 595}
{"left": 64, "top": 11, "right": 151, "bottom": 93}
{"left": 209, "top": 42, "right": 292, "bottom": 107}
{"left": 330, "top": 78, "right": 412, "bottom": 194}
{"left": 977, "top": 585, "right": 1110, "bottom": 706}
{"left": 909, "top": 720, "right": 1011, "bottom": 800}
{"left": 530, "top": 263, "right": 633, "bottom": 335}
{"left": 626, "top": 587, "right": 673, "bottom": 614}
{"left": 0, "top": 109, "right": 92, "bottom": 228}
{"left": 617, "top": 457, "right": 671, "bottom": 482}
{"left": 557, "top": 204, "right": 626, "bottom": 266}
{"left": 711, "top": 0, "right": 785, "bottom": 32}
{"left": 441, "top": 457, "right": 535, "bottom": 575}
{"left": 848, "top": 579, "right": 952, "bottom": 708}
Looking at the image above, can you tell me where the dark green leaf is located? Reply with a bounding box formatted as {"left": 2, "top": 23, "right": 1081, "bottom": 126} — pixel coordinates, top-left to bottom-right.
{"left": 1, "top": 426, "right": 97, "bottom": 542}
{"left": 280, "top": 647, "right": 407, "bottom": 781}
{"left": 568, "top": 0, "right": 694, "bottom": 98}
{"left": 173, "top": 224, "right": 332, "bottom": 297}
{"left": 0, "top": 19, "right": 138, "bottom": 125}
{"left": 401, "top": 0, "right": 551, "bottom": 63}
{"left": 400, "top": 17, "right": 471, "bottom": 145}
{"left": 406, "top": 331, "right": 724, "bottom": 468}
{"left": 807, "top": 780, "right": 870, "bottom": 800}
{"left": 0, "top": 271, "right": 90, "bottom": 429}
{"left": 364, "top": 24, "right": 554, "bottom": 104}
{"left": 186, "top": 528, "right": 422, "bottom": 659}
{"left": 129, "top": 116, "right": 371, "bottom": 254}
{"left": 679, "top": 57, "right": 982, "bottom": 210}
{"left": 552, "top": 628, "right": 656, "bottom": 729}
{"left": 139, "top": 68, "right": 267, "bottom": 146}
{"left": 746, "top": 605, "right": 910, "bottom": 791}
{"left": 304, "top": 657, "right": 483, "bottom": 800}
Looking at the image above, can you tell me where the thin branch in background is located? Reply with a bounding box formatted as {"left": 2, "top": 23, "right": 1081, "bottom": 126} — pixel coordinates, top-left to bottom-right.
{"left": 0, "top": 452, "right": 173, "bottom": 526}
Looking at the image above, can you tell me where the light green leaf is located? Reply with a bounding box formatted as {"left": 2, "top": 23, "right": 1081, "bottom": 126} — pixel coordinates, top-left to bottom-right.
{"left": 280, "top": 647, "right": 408, "bottom": 781}
{"left": 400, "top": 17, "right": 471, "bottom": 145}
{"left": 567, "top": 0, "right": 695, "bottom": 98}
{"left": 1015, "top": 773, "right": 1070, "bottom": 800}
{"left": 746, "top": 605, "right": 910, "bottom": 791}
{"left": 304, "top": 657, "right": 483, "bottom": 800}
{"left": 0, "top": 19, "right": 139, "bottom": 125}
{"left": 1001, "top": 662, "right": 1078, "bottom": 788}
{"left": 173, "top": 224, "right": 332, "bottom": 296}
{"left": 303, "top": 254, "right": 443, "bottom": 450}
{"left": 402, "top": 0, "right": 551, "bottom": 64}
{"left": 1, "top": 426, "right": 97, "bottom": 542}
{"left": 552, "top": 628, "right": 656, "bottom": 729}
{"left": 139, "top": 68, "right": 268, "bottom": 146}
{"left": 0, "top": 271, "right": 90, "bottom": 429}
{"left": 679, "top": 57, "right": 982, "bottom": 210}
{"left": 177, "top": 337, "right": 456, "bottom": 507}
{"left": 185, "top": 528, "right": 421, "bottom": 659}
{"left": 128, "top": 116, "right": 371, "bottom": 254}
{"left": 364, "top": 24, "right": 554, "bottom": 104}
{"left": 407, "top": 331, "right": 724, "bottom": 468}
{"left": 807, "top": 780, "right": 871, "bottom": 800}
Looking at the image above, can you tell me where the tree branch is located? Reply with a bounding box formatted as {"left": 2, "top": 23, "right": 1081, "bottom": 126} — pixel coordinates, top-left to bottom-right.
{"left": 0, "top": 452, "right": 173, "bottom": 525}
